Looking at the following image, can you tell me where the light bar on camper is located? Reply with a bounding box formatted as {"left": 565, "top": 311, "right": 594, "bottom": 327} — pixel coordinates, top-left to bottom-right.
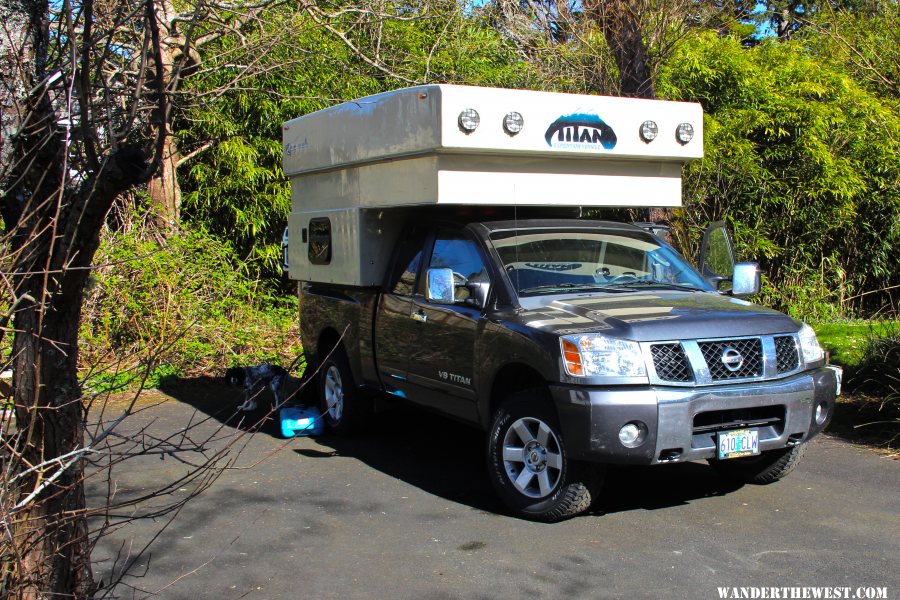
{"left": 283, "top": 84, "right": 703, "bottom": 211}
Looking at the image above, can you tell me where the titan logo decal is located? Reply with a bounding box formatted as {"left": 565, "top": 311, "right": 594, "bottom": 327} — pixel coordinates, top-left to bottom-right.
{"left": 438, "top": 371, "right": 471, "bottom": 386}
{"left": 544, "top": 113, "right": 617, "bottom": 150}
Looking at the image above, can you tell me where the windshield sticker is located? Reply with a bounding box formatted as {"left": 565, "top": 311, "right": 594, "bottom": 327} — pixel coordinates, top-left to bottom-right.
{"left": 545, "top": 113, "right": 617, "bottom": 150}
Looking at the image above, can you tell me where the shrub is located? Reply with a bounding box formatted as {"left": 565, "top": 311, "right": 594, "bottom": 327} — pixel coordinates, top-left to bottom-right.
{"left": 852, "top": 322, "right": 900, "bottom": 409}
{"left": 80, "top": 217, "right": 301, "bottom": 392}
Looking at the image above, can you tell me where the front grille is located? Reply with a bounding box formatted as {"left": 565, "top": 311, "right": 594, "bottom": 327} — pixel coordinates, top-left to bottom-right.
{"left": 774, "top": 336, "right": 800, "bottom": 373}
{"left": 698, "top": 338, "right": 763, "bottom": 380}
{"left": 693, "top": 405, "right": 785, "bottom": 433}
{"left": 651, "top": 343, "right": 693, "bottom": 382}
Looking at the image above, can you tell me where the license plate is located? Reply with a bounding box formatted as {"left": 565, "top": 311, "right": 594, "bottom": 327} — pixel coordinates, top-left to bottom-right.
{"left": 717, "top": 428, "right": 760, "bottom": 459}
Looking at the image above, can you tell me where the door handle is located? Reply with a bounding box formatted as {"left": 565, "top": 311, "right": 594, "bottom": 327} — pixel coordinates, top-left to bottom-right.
{"left": 411, "top": 310, "right": 427, "bottom": 323}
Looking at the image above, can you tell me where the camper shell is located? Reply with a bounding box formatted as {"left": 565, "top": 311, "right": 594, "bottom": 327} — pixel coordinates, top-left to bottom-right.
{"left": 283, "top": 84, "right": 702, "bottom": 285}
{"left": 281, "top": 85, "right": 840, "bottom": 523}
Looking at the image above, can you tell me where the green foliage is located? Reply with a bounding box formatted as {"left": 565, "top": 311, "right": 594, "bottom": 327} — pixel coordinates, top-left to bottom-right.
{"left": 814, "top": 321, "right": 894, "bottom": 369}
{"left": 803, "top": 3, "right": 900, "bottom": 100}
{"left": 853, "top": 321, "right": 900, "bottom": 401}
{"left": 842, "top": 321, "right": 900, "bottom": 444}
{"left": 659, "top": 33, "right": 900, "bottom": 319}
{"left": 178, "top": 3, "right": 530, "bottom": 279}
{"left": 80, "top": 217, "right": 301, "bottom": 391}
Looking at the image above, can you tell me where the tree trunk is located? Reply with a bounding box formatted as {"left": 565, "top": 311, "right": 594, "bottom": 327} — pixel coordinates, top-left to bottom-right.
{"left": 584, "top": 0, "right": 674, "bottom": 235}
{"left": 146, "top": 0, "right": 182, "bottom": 234}
{"left": 587, "top": 0, "right": 656, "bottom": 99}
{"left": 0, "top": 0, "right": 31, "bottom": 184}
{"left": 2, "top": 0, "right": 164, "bottom": 592}
{"left": 147, "top": 132, "right": 182, "bottom": 231}
{"left": 8, "top": 281, "right": 95, "bottom": 599}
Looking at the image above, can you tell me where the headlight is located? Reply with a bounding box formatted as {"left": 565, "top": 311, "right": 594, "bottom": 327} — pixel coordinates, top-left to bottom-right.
{"left": 560, "top": 334, "right": 647, "bottom": 378}
{"left": 798, "top": 324, "right": 825, "bottom": 365}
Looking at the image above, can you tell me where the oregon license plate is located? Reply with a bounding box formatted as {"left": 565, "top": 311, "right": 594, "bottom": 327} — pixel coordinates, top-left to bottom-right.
{"left": 717, "top": 428, "right": 760, "bottom": 459}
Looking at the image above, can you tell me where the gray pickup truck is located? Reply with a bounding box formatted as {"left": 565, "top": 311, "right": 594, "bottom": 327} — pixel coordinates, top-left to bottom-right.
{"left": 297, "top": 213, "right": 841, "bottom": 522}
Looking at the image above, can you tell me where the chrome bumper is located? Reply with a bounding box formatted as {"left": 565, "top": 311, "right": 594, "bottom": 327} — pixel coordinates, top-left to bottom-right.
{"left": 551, "top": 367, "right": 840, "bottom": 465}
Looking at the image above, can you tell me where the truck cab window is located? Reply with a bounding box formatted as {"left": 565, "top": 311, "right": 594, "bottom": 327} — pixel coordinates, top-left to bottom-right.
{"left": 389, "top": 230, "right": 425, "bottom": 296}
{"left": 429, "top": 232, "right": 488, "bottom": 302}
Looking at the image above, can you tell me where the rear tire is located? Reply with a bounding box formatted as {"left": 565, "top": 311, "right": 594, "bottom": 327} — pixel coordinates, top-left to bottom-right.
{"left": 487, "top": 389, "right": 603, "bottom": 522}
{"left": 317, "top": 346, "right": 371, "bottom": 434}
{"left": 708, "top": 442, "right": 807, "bottom": 484}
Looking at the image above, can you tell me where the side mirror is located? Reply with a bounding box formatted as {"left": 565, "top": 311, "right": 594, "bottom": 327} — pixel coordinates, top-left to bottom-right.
{"left": 425, "top": 268, "right": 455, "bottom": 304}
{"left": 731, "top": 262, "right": 761, "bottom": 297}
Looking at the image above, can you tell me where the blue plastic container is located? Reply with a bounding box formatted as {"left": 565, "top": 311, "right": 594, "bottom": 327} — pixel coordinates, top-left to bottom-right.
{"left": 279, "top": 406, "right": 324, "bottom": 438}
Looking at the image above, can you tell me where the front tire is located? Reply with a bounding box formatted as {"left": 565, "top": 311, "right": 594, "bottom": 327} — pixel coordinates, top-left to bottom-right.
{"left": 317, "top": 346, "right": 371, "bottom": 434}
{"left": 708, "top": 442, "right": 807, "bottom": 484}
{"left": 487, "top": 389, "right": 602, "bottom": 522}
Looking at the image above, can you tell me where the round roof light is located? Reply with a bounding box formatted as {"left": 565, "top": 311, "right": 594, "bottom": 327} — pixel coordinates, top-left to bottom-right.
{"left": 639, "top": 120, "right": 658, "bottom": 143}
{"left": 503, "top": 111, "right": 524, "bottom": 135}
{"left": 458, "top": 108, "right": 480, "bottom": 133}
{"left": 676, "top": 122, "right": 694, "bottom": 145}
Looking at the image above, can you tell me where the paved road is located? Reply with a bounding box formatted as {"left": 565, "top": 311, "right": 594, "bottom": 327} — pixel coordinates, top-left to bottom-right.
{"left": 88, "top": 385, "right": 899, "bottom": 600}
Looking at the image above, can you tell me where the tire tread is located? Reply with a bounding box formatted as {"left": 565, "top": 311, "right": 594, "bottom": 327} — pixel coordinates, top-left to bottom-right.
{"left": 709, "top": 442, "right": 807, "bottom": 484}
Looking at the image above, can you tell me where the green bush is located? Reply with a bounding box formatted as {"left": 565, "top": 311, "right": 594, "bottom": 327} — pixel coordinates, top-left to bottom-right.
{"left": 852, "top": 322, "right": 900, "bottom": 407}
{"left": 659, "top": 33, "right": 900, "bottom": 319}
{"left": 80, "top": 217, "right": 301, "bottom": 392}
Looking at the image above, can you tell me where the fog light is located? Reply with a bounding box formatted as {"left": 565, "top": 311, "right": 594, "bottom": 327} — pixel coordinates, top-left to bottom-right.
{"left": 618, "top": 422, "right": 646, "bottom": 448}
{"left": 676, "top": 122, "right": 694, "bottom": 145}
{"left": 815, "top": 401, "right": 829, "bottom": 425}
{"left": 639, "top": 120, "right": 658, "bottom": 143}
{"left": 458, "top": 109, "right": 480, "bottom": 133}
{"left": 503, "top": 111, "right": 524, "bottom": 135}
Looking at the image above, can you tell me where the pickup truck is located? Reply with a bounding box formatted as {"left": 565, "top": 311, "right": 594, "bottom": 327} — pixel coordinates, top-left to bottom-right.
{"left": 298, "top": 214, "right": 841, "bottom": 522}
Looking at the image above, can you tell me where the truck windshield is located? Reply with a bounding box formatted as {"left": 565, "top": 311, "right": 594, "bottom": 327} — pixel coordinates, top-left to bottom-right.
{"left": 490, "top": 228, "right": 713, "bottom": 297}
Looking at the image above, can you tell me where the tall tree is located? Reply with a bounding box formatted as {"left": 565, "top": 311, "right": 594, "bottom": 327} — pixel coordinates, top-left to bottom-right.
{"left": 179, "top": 0, "right": 528, "bottom": 277}
{"left": 0, "top": 0, "right": 172, "bottom": 594}
{"left": 583, "top": 0, "right": 656, "bottom": 97}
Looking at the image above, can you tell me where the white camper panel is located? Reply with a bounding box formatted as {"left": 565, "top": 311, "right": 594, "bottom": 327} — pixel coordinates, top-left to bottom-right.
{"left": 287, "top": 208, "right": 406, "bottom": 286}
{"left": 293, "top": 155, "right": 682, "bottom": 210}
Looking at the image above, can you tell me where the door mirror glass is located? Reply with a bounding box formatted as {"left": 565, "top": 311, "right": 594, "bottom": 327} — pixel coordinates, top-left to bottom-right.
{"left": 732, "top": 262, "right": 761, "bottom": 297}
{"left": 699, "top": 222, "right": 735, "bottom": 289}
{"left": 425, "top": 268, "right": 455, "bottom": 304}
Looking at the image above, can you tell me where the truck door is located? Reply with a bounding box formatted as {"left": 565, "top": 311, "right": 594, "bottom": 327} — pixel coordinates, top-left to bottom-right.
{"left": 374, "top": 226, "right": 427, "bottom": 399}
{"left": 405, "top": 227, "right": 486, "bottom": 422}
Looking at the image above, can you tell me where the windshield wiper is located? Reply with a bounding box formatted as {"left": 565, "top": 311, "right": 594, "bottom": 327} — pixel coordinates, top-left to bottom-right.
{"left": 602, "top": 281, "right": 703, "bottom": 292}
{"left": 519, "top": 283, "right": 629, "bottom": 295}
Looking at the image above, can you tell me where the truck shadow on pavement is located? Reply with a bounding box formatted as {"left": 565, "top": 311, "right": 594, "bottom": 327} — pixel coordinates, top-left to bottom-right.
{"left": 161, "top": 378, "right": 746, "bottom": 519}
{"left": 296, "top": 405, "right": 747, "bottom": 519}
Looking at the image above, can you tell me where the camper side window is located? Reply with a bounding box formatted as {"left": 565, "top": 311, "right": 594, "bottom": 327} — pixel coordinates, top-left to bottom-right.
{"left": 308, "top": 218, "right": 331, "bottom": 265}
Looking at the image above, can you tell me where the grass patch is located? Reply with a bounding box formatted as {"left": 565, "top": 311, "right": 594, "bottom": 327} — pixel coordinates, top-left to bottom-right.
{"left": 814, "top": 321, "right": 899, "bottom": 449}
{"left": 813, "top": 321, "right": 893, "bottom": 371}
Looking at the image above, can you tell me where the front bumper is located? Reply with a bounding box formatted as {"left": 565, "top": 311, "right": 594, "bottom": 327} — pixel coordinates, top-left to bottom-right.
{"left": 552, "top": 366, "right": 841, "bottom": 465}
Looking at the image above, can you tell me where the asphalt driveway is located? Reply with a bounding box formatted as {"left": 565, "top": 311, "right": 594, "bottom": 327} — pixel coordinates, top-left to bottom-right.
{"left": 87, "top": 385, "right": 899, "bottom": 600}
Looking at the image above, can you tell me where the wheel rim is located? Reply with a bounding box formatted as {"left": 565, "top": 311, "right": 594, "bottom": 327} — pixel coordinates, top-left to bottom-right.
{"left": 324, "top": 365, "right": 344, "bottom": 423}
{"left": 501, "top": 416, "right": 563, "bottom": 498}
